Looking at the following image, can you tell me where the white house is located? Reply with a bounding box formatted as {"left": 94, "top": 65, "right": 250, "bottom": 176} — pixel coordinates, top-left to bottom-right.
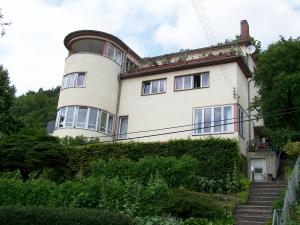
{"left": 53, "top": 20, "right": 279, "bottom": 181}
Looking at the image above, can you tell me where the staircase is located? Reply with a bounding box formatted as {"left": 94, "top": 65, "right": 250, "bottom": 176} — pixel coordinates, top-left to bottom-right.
{"left": 235, "top": 160, "right": 292, "bottom": 225}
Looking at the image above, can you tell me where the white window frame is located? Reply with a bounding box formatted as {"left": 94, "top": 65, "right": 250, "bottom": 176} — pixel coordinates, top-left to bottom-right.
{"left": 193, "top": 105, "right": 233, "bottom": 135}
{"left": 142, "top": 79, "right": 166, "bottom": 95}
{"left": 61, "top": 72, "right": 86, "bottom": 90}
{"left": 118, "top": 116, "right": 128, "bottom": 139}
{"left": 175, "top": 72, "right": 210, "bottom": 91}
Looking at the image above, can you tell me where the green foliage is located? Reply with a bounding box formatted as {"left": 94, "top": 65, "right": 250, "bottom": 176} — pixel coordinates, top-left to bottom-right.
{"left": 12, "top": 87, "right": 60, "bottom": 135}
{"left": 0, "top": 206, "right": 136, "bottom": 225}
{"left": 137, "top": 216, "right": 183, "bottom": 225}
{"left": 283, "top": 142, "right": 300, "bottom": 159}
{"left": 272, "top": 189, "right": 286, "bottom": 210}
{"left": 253, "top": 37, "right": 300, "bottom": 144}
{"left": 160, "top": 190, "right": 227, "bottom": 220}
{"left": 91, "top": 156, "right": 200, "bottom": 190}
{"left": 0, "top": 65, "right": 20, "bottom": 136}
{"left": 0, "top": 135, "right": 68, "bottom": 182}
{"left": 184, "top": 216, "right": 234, "bottom": 225}
{"left": 0, "top": 176, "right": 169, "bottom": 217}
{"left": 60, "top": 135, "right": 100, "bottom": 146}
{"left": 236, "top": 176, "right": 251, "bottom": 202}
{"left": 64, "top": 138, "right": 241, "bottom": 183}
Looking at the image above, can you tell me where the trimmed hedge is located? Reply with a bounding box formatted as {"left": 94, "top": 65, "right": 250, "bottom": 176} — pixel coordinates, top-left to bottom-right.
{"left": 0, "top": 206, "right": 136, "bottom": 225}
{"left": 61, "top": 138, "right": 241, "bottom": 181}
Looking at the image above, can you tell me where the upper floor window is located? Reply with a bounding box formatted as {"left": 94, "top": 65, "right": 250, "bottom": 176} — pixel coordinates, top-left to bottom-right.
{"left": 175, "top": 72, "right": 209, "bottom": 91}
{"left": 142, "top": 79, "right": 166, "bottom": 95}
{"left": 238, "top": 108, "right": 245, "bottom": 137}
{"left": 61, "top": 72, "right": 86, "bottom": 89}
{"left": 193, "top": 105, "right": 233, "bottom": 135}
{"left": 107, "top": 43, "right": 123, "bottom": 65}
{"left": 55, "top": 106, "right": 114, "bottom": 135}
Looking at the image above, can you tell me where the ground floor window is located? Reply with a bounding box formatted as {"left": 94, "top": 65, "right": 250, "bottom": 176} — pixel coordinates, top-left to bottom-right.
{"left": 118, "top": 116, "right": 128, "bottom": 139}
{"left": 55, "top": 106, "right": 114, "bottom": 135}
{"left": 193, "top": 105, "right": 233, "bottom": 135}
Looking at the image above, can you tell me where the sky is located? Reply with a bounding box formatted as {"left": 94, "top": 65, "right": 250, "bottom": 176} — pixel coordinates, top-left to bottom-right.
{"left": 0, "top": 0, "right": 300, "bottom": 95}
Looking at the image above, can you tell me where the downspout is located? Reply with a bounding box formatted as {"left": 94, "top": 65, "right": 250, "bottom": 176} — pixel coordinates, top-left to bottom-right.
{"left": 248, "top": 78, "right": 252, "bottom": 148}
{"left": 113, "top": 51, "right": 128, "bottom": 142}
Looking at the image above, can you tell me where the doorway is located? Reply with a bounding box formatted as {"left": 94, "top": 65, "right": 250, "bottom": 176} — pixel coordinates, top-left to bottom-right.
{"left": 251, "top": 159, "right": 266, "bottom": 182}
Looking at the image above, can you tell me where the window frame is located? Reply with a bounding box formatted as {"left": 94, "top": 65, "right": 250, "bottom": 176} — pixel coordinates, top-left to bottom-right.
{"left": 141, "top": 78, "right": 167, "bottom": 96}
{"left": 61, "top": 72, "right": 87, "bottom": 90}
{"left": 174, "top": 72, "right": 210, "bottom": 91}
{"left": 106, "top": 43, "right": 123, "bottom": 65}
{"left": 118, "top": 116, "right": 128, "bottom": 140}
{"left": 193, "top": 104, "right": 233, "bottom": 135}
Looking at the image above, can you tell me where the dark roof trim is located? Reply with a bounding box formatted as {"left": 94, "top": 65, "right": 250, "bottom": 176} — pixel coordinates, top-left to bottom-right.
{"left": 121, "top": 56, "right": 252, "bottom": 79}
{"left": 64, "top": 30, "right": 141, "bottom": 60}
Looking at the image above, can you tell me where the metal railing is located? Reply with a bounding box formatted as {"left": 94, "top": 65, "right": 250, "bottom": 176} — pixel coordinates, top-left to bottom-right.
{"left": 272, "top": 155, "right": 300, "bottom": 225}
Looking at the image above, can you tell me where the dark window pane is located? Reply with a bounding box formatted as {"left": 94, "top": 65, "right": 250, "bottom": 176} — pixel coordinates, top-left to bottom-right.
{"left": 194, "top": 74, "right": 201, "bottom": 88}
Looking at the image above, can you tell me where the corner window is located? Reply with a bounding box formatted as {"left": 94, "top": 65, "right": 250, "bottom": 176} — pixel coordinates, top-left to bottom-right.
{"left": 193, "top": 105, "right": 233, "bottom": 135}
{"left": 61, "top": 72, "right": 86, "bottom": 89}
{"left": 118, "top": 116, "right": 128, "bottom": 139}
{"left": 107, "top": 43, "right": 123, "bottom": 65}
{"left": 55, "top": 106, "right": 114, "bottom": 135}
{"left": 239, "top": 108, "right": 245, "bottom": 137}
{"left": 175, "top": 72, "right": 209, "bottom": 91}
{"left": 142, "top": 79, "right": 166, "bottom": 95}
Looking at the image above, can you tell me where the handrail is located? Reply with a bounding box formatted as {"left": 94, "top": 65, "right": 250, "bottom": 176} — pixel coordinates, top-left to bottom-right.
{"left": 272, "top": 155, "right": 300, "bottom": 225}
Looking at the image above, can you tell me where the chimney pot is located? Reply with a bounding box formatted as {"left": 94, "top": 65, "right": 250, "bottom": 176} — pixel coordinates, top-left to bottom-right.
{"left": 240, "top": 20, "right": 250, "bottom": 42}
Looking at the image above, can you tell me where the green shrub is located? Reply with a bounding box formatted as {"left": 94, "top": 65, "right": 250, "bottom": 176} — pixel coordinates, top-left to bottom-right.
{"left": 0, "top": 206, "right": 136, "bottom": 225}
{"left": 283, "top": 142, "right": 300, "bottom": 159}
{"left": 64, "top": 138, "right": 241, "bottom": 183}
{"left": 60, "top": 135, "right": 100, "bottom": 146}
{"left": 184, "top": 217, "right": 234, "bottom": 225}
{"left": 160, "top": 190, "right": 226, "bottom": 220}
{"left": 136, "top": 216, "right": 183, "bottom": 225}
{"left": 0, "top": 176, "right": 169, "bottom": 217}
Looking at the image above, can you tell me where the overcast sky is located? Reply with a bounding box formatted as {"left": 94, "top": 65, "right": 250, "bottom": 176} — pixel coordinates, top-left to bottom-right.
{"left": 1, "top": 0, "right": 300, "bottom": 95}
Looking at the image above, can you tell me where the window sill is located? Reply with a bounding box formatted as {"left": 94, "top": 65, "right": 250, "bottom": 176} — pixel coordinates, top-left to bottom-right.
{"left": 174, "top": 86, "right": 209, "bottom": 92}
{"left": 141, "top": 92, "right": 166, "bottom": 96}
{"left": 192, "top": 131, "right": 234, "bottom": 136}
{"left": 60, "top": 86, "right": 86, "bottom": 91}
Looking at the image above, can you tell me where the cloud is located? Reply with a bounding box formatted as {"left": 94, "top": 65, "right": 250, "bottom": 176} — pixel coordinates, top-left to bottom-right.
{"left": 0, "top": 0, "right": 300, "bottom": 95}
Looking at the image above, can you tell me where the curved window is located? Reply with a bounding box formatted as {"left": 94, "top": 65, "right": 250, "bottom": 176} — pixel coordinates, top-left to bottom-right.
{"left": 61, "top": 72, "right": 86, "bottom": 89}
{"left": 55, "top": 106, "right": 114, "bottom": 135}
{"left": 71, "top": 39, "right": 105, "bottom": 55}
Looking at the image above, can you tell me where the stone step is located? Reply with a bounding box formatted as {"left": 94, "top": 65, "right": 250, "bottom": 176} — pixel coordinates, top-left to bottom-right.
{"left": 236, "top": 205, "right": 272, "bottom": 210}
{"left": 236, "top": 221, "right": 269, "bottom": 225}
{"left": 248, "top": 196, "right": 278, "bottom": 201}
{"left": 250, "top": 189, "right": 280, "bottom": 195}
{"left": 235, "top": 215, "right": 271, "bottom": 223}
{"left": 235, "top": 209, "right": 272, "bottom": 217}
{"left": 247, "top": 200, "right": 274, "bottom": 206}
{"left": 249, "top": 193, "right": 279, "bottom": 198}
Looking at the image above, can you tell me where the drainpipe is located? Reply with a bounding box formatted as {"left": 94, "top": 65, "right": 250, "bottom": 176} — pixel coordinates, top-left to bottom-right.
{"left": 248, "top": 78, "right": 252, "bottom": 150}
{"left": 113, "top": 51, "right": 128, "bottom": 142}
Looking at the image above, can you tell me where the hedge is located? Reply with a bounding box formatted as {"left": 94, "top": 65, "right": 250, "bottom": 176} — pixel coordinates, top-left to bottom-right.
{"left": 59, "top": 138, "right": 241, "bottom": 181}
{"left": 0, "top": 206, "right": 136, "bottom": 225}
{"left": 0, "top": 176, "right": 169, "bottom": 217}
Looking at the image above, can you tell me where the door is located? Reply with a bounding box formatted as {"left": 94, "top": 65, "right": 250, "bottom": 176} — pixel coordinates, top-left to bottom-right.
{"left": 251, "top": 159, "right": 266, "bottom": 182}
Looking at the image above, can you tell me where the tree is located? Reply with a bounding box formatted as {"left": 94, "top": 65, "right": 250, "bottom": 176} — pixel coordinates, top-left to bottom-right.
{"left": 0, "top": 135, "right": 68, "bottom": 182}
{"left": 12, "top": 87, "right": 60, "bottom": 135}
{"left": 253, "top": 37, "right": 300, "bottom": 145}
{"left": 0, "top": 65, "right": 20, "bottom": 135}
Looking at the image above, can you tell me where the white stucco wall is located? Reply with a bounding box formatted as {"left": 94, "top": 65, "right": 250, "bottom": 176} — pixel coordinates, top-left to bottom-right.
{"left": 57, "top": 53, "right": 121, "bottom": 114}
{"left": 54, "top": 128, "right": 112, "bottom": 141}
{"left": 118, "top": 62, "right": 242, "bottom": 143}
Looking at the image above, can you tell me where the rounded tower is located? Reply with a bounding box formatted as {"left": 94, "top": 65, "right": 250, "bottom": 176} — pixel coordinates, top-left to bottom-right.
{"left": 53, "top": 30, "right": 140, "bottom": 140}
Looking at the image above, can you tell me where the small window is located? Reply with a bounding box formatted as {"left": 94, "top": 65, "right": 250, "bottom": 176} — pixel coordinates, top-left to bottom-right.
{"left": 61, "top": 72, "right": 86, "bottom": 89}
{"left": 99, "top": 111, "right": 108, "bottom": 132}
{"left": 142, "top": 79, "right": 166, "bottom": 95}
{"left": 107, "top": 43, "right": 123, "bottom": 65}
{"left": 239, "top": 108, "right": 244, "bottom": 137}
{"left": 118, "top": 116, "right": 128, "bottom": 139}
{"left": 107, "top": 44, "right": 115, "bottom": 60}
{"left": 76, "top": 107, "right": 88, "bottom": 128}
{"left": 88, "top": 108, "right": 98, "bottom": 130}
{"left": 107, "top": 115, "right": 114, "bottom": 135}
{"left": 65, "top": 106, "right": 75, "bottom": 128}
{"left": 175, "top": 72, "right": 209, "bottom": 91}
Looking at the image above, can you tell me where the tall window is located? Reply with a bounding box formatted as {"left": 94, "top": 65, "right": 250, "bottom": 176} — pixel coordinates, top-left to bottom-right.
{"left": 142, "top": 79, "right": 166, "bottom": 95}
{"left": 239, "top": 108, "right": 244, "bottom": 137}
{"left": 175, "top": 72, "right": 209, "bottom": 91}
{"left": 107, "top": 43, "right": 123, "bottom": 65}
{"left": 118, "top": 116, "right": 128, "bottom": 139}
{"left": 55, "top": 106, "right": 114, "bottom": 135}
{"left": 193, "top": 105, "right": 233, "bottom": 135}
{"left": 61, "top": 72, "right": 86, "bottom": 89}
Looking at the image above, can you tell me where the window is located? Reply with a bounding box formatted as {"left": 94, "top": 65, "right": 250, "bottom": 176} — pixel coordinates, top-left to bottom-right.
{"left": 193, "top": 105, "right": 233, "bottom": 135}
{"left": 107, "top": 43, "right": 123, "bottom": 65}
{"left": 61, "top": 72, "right": 86, "bottom": 89}
{"left": 175, "top": 72, "right": 209, "bottom": 91}
{"left": 142, "top": 79, "right": 166, "bottom": 95}
{"left": 239, "top": 108, "right": 244, "bottom": 137}
{"left": 118, "top": 116, "right": 128, "bottom": 139}
{"left": 55, "top": 106, "right": 114, "bottom": 135}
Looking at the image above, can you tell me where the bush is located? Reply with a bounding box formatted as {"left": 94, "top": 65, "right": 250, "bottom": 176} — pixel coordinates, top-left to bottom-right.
{"left": 0, "top": 206, "right": 136, "bottom": 225}
{"left": 160, "top": 190, "right": 227, "bottom": 220}
{"left": 91, "top": 155, "right": 199, "bottom": 189}
{"left": 283, "top": 142, "right": 300, "bottom": 159}
{"left": 0, "top": 176, "right": 169, "bottom": 217}
{"left": 64, "top": 138, "right": 241, "bottom": 182}
{"left": 60, "top": 135, "right": 100, "bottom": 146}
{"left": 136, "top": 216, "right": 183, "bottom": 225}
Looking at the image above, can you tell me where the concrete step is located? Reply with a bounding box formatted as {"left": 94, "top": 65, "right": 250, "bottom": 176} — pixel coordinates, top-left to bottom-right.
{"left": 247, "top": 200, "right": 274, "bottom": 206}
{"left": 236, "top": 221, "right": 269, "bottom": 225}
{"left": 248, "top": 196, "right": 278, "bottom": 201}
{"left": 235, "top": 215, "right": 271, "bottom": 223}
{"left": 249, "top": 193, "right": 279, "bottom": 198}
{"left": 236, "top": 205, "right": 272, "bottom": 210}
{"left": 235, "top": 209, "right": 272, "bottom": 217}
{"left": 250, "top": 189, "right": 280, "bottom": 194}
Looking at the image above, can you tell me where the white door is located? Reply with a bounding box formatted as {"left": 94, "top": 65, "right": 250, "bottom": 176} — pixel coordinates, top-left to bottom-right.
{"left": 251, "top": 159, "right": 266, "bottom": 182}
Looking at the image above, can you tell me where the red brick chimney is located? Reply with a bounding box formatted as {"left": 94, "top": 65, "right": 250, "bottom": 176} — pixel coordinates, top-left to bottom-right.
{"left": 240, "top": 20, "right": 250, "bottom": 42}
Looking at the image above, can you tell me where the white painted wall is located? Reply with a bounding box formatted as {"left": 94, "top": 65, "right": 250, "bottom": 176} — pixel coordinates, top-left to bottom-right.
{"left": 54, "top": 128, "right": 112, "bottom": 141}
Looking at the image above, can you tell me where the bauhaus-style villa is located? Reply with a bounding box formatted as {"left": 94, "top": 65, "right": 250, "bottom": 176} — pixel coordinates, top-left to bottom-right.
{"left": 52, "top": 20, "right": 280, "bottom": 182}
